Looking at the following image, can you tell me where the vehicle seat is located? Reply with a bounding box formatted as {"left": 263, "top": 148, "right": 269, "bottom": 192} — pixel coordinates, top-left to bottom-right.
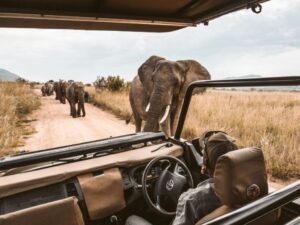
{"left": 0, "top": 197, "right": 85, "bottom": 225}
{"left": 196, "top": 147, "right": 279, "bottom": 225}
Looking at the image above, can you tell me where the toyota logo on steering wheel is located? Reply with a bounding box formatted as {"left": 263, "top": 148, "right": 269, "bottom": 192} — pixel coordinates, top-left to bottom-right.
{"left": 166, "top": 179, "right": 174, "bottom": 191}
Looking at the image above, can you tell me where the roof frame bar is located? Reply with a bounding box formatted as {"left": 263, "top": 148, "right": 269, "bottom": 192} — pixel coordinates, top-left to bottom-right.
{"left": 0, "top": 11, "right": 195, "bottom": 27}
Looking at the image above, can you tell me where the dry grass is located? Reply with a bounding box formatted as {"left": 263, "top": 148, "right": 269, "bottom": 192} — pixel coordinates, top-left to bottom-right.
{"left": 0, "top": 82, "right": 40, "bottom": 156}
{"left": 184, "top": 90, "right": 300, "bottom": 180}
{"left": 87, "top": 87, "right": 300, "bottom": 179}
{"left": 87, "top": 87, "right": 132, "bottom": 121}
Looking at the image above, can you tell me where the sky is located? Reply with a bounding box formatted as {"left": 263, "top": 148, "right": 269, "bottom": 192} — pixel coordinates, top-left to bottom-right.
{"left": 0, "top": 0, "right": 299, "bottom": 83}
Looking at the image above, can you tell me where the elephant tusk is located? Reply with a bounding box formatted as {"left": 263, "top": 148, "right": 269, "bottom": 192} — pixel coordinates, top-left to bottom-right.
{"left": 145, "top": 103, "right": 151, "bottom": 112}
{"left": 159, "top": 105, "right": 170, "bottom": 124}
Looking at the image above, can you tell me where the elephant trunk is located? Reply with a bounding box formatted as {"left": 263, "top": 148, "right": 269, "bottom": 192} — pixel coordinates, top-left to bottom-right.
{"left": 143, "top": 89, "right": 171, "bottom": 137}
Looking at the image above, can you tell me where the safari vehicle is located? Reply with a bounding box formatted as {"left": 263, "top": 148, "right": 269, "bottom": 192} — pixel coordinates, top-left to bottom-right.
{"left": 0, "top": 0, "right": 299, "bottom": 225}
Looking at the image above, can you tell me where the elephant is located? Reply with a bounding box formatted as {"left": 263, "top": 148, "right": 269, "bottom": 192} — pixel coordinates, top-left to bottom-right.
{"left": 66, "top": 82, "right": 86, "bottom": 118}
{"left": 53, "top": 82, "right": 59, "bottom": 100}
{"left": 41, "top": 83, "right": 53, "bottom": 96}
{"left": 129, "top": 56, "right": 165, "bottom": 132}
{"left": 41, "top": 85, "right": 47, "bottom": 96}
{"left": 129, "top": 56, "right": 211, "bottom": 137}
{"left": 59, "top": 81, "right": 67, "bottom": 104}
{"left": 47, "top": 83, "right": 54, "bottom": 96}
{"left": 54, "top": 80, "right": 67, "bottom": 104}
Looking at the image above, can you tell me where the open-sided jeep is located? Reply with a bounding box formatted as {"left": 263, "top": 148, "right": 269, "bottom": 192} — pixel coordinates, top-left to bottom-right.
{"left": 0, "top": 1, "right": 299, "bottom": 225}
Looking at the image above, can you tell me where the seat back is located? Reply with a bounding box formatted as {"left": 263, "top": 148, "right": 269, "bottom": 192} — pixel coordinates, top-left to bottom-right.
{"left": 214, "top": 147, "right": 268, "bottom": 207}
{"left": 196, "top": 147, "right": 279, "bottom": 225}
{"left": 0, "top": 197, "right": 85, "bottom": 225}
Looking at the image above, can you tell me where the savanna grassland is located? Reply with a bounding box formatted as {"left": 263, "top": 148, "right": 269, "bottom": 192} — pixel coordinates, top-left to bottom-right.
{"left": 0, "top": 82, "right": 40, "bottom": 156}
{"left": 87, "top": 87, "right": 300, "bottom": 180}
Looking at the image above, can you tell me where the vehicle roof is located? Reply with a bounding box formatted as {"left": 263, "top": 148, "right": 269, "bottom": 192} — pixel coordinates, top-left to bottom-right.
{"left": 0, "top": 0, "right": 268, "bottom": 32}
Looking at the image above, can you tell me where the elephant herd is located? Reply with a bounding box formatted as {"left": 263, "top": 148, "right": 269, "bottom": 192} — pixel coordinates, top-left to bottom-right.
{"left": 40, "top": 55, "right": 210, "bottom": 136}
{"left": 41, "top": 80, "right": 87, "bottom": 118}
{"left": 129, "top": 55, "right": 211, "bottom": 137}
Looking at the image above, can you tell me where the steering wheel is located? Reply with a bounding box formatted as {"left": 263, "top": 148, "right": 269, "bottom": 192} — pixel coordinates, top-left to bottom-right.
{"left": 142, "top": 155, "right": 194, "bottom": 216}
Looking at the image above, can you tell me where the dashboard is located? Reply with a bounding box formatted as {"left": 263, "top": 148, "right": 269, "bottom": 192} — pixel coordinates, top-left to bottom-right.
{"left": 0, "top": 156, "right": 187, "bottom": 225}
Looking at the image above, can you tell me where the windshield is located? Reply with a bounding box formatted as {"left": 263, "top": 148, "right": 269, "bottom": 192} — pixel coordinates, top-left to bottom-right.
{"left": 0, "top": 0, "right": 299, "bottom": 180}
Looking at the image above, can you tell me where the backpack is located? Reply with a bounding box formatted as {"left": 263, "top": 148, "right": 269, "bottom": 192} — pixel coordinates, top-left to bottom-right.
{"left": 195, "top": 130, "right": 238, "bottom": 175}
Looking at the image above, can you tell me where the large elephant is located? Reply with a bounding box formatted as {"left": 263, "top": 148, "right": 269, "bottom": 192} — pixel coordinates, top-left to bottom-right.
{"left": 129, "top": 56, "right": 211, "bottom": 137}
{"left": 66, "top": 82, "right": 86, "bottom": 118}
{"left": 129, "top": 56, "right": 165, "bottom": 132}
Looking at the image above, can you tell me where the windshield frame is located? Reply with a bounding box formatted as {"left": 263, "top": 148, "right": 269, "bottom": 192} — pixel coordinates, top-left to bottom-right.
{"left": 174, "top": 76, "right": 300, "bottom": 139}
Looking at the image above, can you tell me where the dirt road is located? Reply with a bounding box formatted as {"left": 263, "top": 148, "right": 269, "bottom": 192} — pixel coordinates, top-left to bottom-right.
{"left": 19, "top": 93, "right": 134, "bottom": 151}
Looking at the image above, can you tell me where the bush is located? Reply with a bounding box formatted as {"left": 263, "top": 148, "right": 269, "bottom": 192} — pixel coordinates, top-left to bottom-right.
{"left": 106, "top": 76, "right": 125, "bottom": 92}
{"left": 94, "top": 75, "right": 126, "bottom": 92}
{"left": 16, "top": 77, "right": 27, "bottom": 83}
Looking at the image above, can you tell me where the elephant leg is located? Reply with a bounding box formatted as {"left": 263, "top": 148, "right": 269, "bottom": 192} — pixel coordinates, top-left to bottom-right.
{"left": 68, "top": 101, "right": 72, "bottom": 116}
{"left": 132, "top": 108, "right": 142, "bottom": 132}
{"left": 70, "top": 102, "right": 74, "bottom": 117}
{"left": 71, "top": 102, "right": 77, "bottom": 118}
{"left": 73, "top": 105, "right": 77, "bottom": 118}
{"left": 62, "top": 96, "right": 66, "bottom": 104}
{"left": 129, "top": 90, "right": 142, "bottom": 132}
{"left": 77, "top": 103, "right": 81, "bottom": 117}
{"left": 81, "top": 103, "right": 86, "bottom": 117}
{"left": 131, "top": 106, "right": 142, "bottom": 132}
{"left": 171, "top": 100, "right": 183, "bottom": 136}
{"left": 135, "top": 117, "right": 142, "bottom": 133}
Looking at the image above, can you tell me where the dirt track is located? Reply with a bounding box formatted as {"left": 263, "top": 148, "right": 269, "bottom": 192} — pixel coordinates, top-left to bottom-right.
{"left": 19, "top": 92, "right": 134, "bottom": 151}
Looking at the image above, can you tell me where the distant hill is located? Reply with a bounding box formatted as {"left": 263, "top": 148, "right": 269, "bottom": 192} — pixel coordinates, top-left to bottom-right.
{"left": 221, "top": 75, "right": 299, "bottom": 91}
{"left": 0, "top": 68, "right": 21, "bottom": 81}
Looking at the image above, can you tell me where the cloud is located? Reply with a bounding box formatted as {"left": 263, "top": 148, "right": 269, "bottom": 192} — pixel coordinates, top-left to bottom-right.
{"left": 0, "top": 0, "right": 299, "bottom": 82}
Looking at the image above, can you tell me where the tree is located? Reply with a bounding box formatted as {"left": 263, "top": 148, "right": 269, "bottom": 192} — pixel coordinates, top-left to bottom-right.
{"left": 94, "top": 76, "right": 107, "bottom": 89}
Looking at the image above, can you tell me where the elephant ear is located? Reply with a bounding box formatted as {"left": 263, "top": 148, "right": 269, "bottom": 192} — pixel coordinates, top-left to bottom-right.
{"left": 138, "top": 55, "right": 165, "bottom": 96}
{"left": 176, "top": 60, "right": 211, "bottom": 100}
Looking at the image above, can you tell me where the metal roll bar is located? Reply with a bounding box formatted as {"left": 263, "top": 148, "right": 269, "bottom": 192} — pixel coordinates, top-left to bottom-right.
{"left": 174, "top": 76, "right": 300, "bottom": 140}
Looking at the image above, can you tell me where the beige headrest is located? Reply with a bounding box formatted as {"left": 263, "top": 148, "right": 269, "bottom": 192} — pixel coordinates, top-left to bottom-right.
{"left": 214, "top": 147, "right": 268, "bottom": 207}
